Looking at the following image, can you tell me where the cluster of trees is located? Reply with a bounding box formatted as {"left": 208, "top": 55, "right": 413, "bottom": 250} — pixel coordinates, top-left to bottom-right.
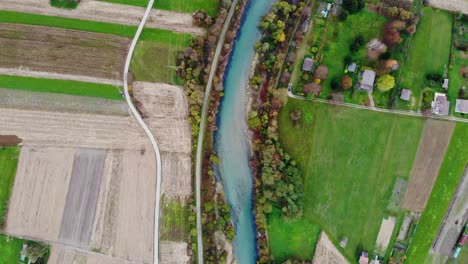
{"left": 342, "top": 0, "right": 365, "bottom": 14}
{"left": 425, "top": 73, "right": 443, "bottom": 83}
{"left": 383, "top": 20, "right": 406, "bottom": 47}
{"left": 21, "top": 243, "right": 49, "bottom": 264}
{"left": 350, "top": 34, "right": 365, "bottom": 52}
{"left": 192, "top": 10, "right": 214, "bottom": 27}
{"left": 375, "top": 0, "right": 414, "bottom": 21}
{"left": 376, "top": 74, "right": 396, "bottom": 91}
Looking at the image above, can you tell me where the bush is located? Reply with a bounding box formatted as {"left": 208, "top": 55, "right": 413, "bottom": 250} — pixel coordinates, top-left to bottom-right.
{"left": 331, "top": 76, "right": 341, "bottom": 90}
{"left": 344, "top": 55, "right": 353, "bottom": 65}
{"left": 425, "top": 73, "right": 443, "bottom": 83}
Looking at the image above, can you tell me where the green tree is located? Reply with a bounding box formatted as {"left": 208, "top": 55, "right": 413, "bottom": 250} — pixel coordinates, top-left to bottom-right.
{"left": 25, "top": 245, "right": 48, "bottom": 263}
{"left": 376, "top": 74, "right": 395, "bottom": 91}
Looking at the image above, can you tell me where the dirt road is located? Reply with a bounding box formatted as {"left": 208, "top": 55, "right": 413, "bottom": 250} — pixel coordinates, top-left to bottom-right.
{"left": 403, "top": 120, "right": 455, "bottom": 212}
{"left": 0, "top": 23, "right": 129, "bottom": 80}
{"left": 0, "top": 0, "right": 204, "bottom": 35}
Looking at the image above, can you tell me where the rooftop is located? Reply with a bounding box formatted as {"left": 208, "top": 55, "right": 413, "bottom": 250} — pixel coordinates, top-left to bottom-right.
{"left": 348, "top": 63, "right": 357, "bottom": 72}
{"left": 455, "top": 99, "right": 468, "bottom": 114}
{"left": 400, "top": 89, "right": 411, "bottom": 101}
{"left": 432, "top": 93, "right": 450, "bottom": 116}
{"left": 442, "top": 78, "right": 449, "bottom": 89}
{"left": 359, "top": 70, "right": 376, "bottom": 92}
{"left": 302, "top": 57, "right": 314, "bottom": 72}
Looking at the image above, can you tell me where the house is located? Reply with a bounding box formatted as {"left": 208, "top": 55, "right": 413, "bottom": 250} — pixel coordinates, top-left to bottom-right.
{"left": 367, "top": 39, "right": 387, "bottom": 53}
{"left": 348, "top": 63, "right": 357, "bottom": 73}
{"left": 442, "top": 78, "right": 449, "bottom": 89}
{"left": 455, "top": 99, "right": 468, "bottom": 114}
{"left": 359, "top": 251, "right": 369, "bottom": 264}
{"left": 359, "top": 70, "right": 376, "bottom": 92}
{"left": 432, "top": 93, "right": 450, "bottom": 116}
{"left": 400, "top": 89, "right": 411, "bottom": 101}
{"left": 302, "top": 57, "right": 314, "bottom": 72}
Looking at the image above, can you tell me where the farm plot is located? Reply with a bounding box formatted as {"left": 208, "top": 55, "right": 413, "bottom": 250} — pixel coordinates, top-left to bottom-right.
{"left": 0, "top": 88, "right": 128, "bottom": 116}
{"left": 426, "top": 0, "right": 468, "bottom": 14}
{"left": 0, "top": 0, "right": 204, "bottom": 35}
{"left": 403, "top": 119, "right": 455, "bottom": 212}
{"left": 49, "top": 245, "right": 132, "bottom": 264}
{"left": 0, "top": 23, "right": 130, "bottom": 80}
{"left": 312, "top": 232, "right": 349, "bottom": 264}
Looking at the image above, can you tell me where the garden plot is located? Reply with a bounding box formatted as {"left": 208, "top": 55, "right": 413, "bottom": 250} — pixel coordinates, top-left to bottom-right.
{"left": 0, "top": 23, "right": 129, "bottom": 80}
{"left": 403, "top": 120, "right": 455, "bottom": 212}
{"left": 0, "top": 0, "right": 204, "bottom": 35}
{"left": 312, "top": 232, "right": 349, "bottom": 264}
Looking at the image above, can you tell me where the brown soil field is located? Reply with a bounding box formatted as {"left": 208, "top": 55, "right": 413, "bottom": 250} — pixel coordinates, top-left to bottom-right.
{"left": 0, "top": 135, "right": 21, "bottom": 146}
{"left": 0, "top": 0, "right": 204, "bottom": 35}
{"left": 375, "top": 217, "right": 396, "bottom": 254}
{"left": 159, "top": 241, "right": 190, "bottom": 264}
{"left": 403, "top": 120, "right": 455, "bottom": 212}
{"left": 0, "top": 88, "right": 128, "bottom": 116}
{"left": 427, "top": 0, "right": 468, "bottom": 14}
{"left": 0, "top": 67, "right": 121, "bottom": 86}
{"left": 312, "top": 232, "right": 350, "bottom": 264}
{"left": 6, "top": 147, "right": 76, "bottom": 242}
{"left": 0, "top": 23, "right": 129, "bottom": 80}
{"left": 48, "top": 245, "right": 134, "bottom": 264}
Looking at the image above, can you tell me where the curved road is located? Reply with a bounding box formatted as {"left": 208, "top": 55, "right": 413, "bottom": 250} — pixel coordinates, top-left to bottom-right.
{"left": 122, "top": 1, "right": 163, "bottom": 264}
{"left": 195, "top": 0, "right": 239, "bottom": 263}
{"left": 287, "top": 84, "right": 468, "bottom": 123}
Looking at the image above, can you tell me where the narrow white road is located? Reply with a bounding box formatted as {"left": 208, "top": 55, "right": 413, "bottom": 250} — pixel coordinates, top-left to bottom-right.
{"left": 122, "top": 1, "right": 163, "bottom": 264}
{"left": 195, "top": 0, "right": 240, "bottom": 263}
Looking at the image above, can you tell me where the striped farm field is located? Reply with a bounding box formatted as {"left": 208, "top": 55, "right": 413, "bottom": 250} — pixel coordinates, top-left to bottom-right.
{"left": 97, "top": 0, "right": 219, "bottom": 16}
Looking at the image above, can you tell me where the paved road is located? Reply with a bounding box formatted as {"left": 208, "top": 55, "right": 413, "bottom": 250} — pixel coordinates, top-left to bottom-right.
{"left": 287, "top": 84, "right": 468, "bottom": 123}
{"left": 195, "top": 0, "right": 239, "bottom": 263}
{"left": 122, "top": 1, "right": 163, "bottom": 264}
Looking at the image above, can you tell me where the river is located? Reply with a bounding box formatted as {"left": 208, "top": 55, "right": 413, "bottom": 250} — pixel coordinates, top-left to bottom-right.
{"left": 215, "top": 0, "right": 276, "bottom": 263}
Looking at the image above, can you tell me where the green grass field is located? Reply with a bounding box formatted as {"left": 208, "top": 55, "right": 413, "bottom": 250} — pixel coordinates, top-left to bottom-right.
{"left": 320, "top": 10, "right": 387, "bottom": 98}
{"left": 0, "top": 235, "right": 24, "bottom": 263}
{"left": 0, "top": 147, "right": 20, "bottom": 226}
{"left": 398, "top": 7, "right": 452, "bottom": 101}
{"left": 448, "top": 50, "right": 468, "bottom": 116}
{"left": 97, "top": 0, "right": 219, "bottom": 17}
{"left": 0, "top": 10, "right": 194, "bottom": 43}
{"left": 0, "top": 75, "right": 123, "bottom": 100}
{"left": 268, "top": 208, "right": 321, "bottom": 262}
{"left": 405, "top": 123, "right": 468, "bottom": 264}
{"left": 277, "top": 100, "right": 425, "bottom": 260}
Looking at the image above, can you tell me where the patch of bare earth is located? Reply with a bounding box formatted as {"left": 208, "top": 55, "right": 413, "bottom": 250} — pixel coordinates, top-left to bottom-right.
{"left": 0, "top": 23, "right": 129, "bottom": 80}
{"left": 0, "top": 0, "right": 204, "bottom": 35}
{"left": 312, "top": 232, "right": 350, "bottom": 264}
{"left": 427, "top": 0, "right": 468, "bottom": 15}
{"left": 403, "top": 120, "right": 455, "bottom": 212}
{"left": 375, "top": 217, "right": 396, "bottom": 254}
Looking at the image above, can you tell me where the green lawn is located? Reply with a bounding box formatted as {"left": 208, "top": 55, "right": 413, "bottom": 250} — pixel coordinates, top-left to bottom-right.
{"left": 277, "top": 100, "right": 425, "bottom": 260}
{"left": 0, "top": 10, "right": 194, "bottom": 43}
{"left": 398, "top": 7, "right": 452, "bottom": 104}
{"left": 268, "top": 208, "right": 321, "bottom": 262}
{"left": 0, "top": 75, "right": 123, "bottom": 100}
{"left": 97, "top": 0, "right": 219, "bottom": 17}
{"left": 448, "top": 49, "right": 468, "bottom": 116}
{"left": 0, "top": 147, "right": 20, "bottom": 226}
{"left": 0, "top": 235, "right": 24, "bottom": 263}
{"left": 320, "top": 10, "right": 387, "bottom": 98}
{"left": 405, "top": 123, "right": 468, "bottom": 264}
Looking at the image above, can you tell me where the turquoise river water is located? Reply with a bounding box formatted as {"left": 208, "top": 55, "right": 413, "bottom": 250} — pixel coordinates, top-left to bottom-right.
{"left": 215, "top": 0, "right": 276, "bottom": 263}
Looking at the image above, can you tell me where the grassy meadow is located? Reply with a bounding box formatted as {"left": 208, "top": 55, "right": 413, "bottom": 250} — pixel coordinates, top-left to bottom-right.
{"left": 275, "top": 100, "right": 424, "bottom": 260}
{"left": 268, "top": 208, "right": 321, "bottom": 262}
{"left": 0, "top": 147, "right": 20, "bottom": 226}
{"left": 0, "top": 75, "right": 123, "bottom": 100}
{"left": 97, "top": 0, "right": 219, "bottom": 16}
{"left": 448, "top": 49, "right": 468, "bottom": 116}
{"left": 398, "top": 7, "right": 452, "bottom": 103}
{"left": 405, "top": 123, "right": 468, "bottom": 263}
{"left": 0, "top": 235, "right": 24, "bottom": 263}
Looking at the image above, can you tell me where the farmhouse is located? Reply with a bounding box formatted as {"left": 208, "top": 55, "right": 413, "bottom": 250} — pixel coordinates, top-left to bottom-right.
{"left": 455, "top": 99, "right": 468, "bottom": 114}
{"left": 302, "top": 57, "right": 314, "bottom": 72}
{"left": 432, "top": 93, "right": 450, "bottom": 116}
{"left": 367, "top": 39, "right": 387, "bottom": 53}
{"left": 358, "top": 70, "right": 376, "bottom": 92}
{"left": 400, "top": 89, "right": 412, "bottom": 101}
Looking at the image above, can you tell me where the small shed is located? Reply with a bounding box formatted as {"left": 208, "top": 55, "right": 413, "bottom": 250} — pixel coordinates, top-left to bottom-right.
{"left": 359, "top": 70, "right": 376, "bottom": 92}
{"left": 442, "top": 78, "right": 449, "bottom": 89}
{"left": 455, "top": 99, "right": 468, "bottom": 114}
{"left": 400, "top": 89, "right": 411, "bottom": 101}
{"left": 302, "top": 57, "right": 314, "bottom": 72}
{"left": 359, "top": 251, "right": 369, "bottom": 264}
{"left": 432, "top": 93, "right": 450, "bottom": 116}
{"left": 348, "top": 63, "right": 357, "bottom": 73}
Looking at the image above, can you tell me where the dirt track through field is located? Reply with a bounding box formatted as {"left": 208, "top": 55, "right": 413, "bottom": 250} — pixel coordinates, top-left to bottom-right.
{"left": 312, "top": 232, "right": 349, "bottom": 264}
{"left": 0, "top": 23, "right": 129, "bottom": 80}
{"left": 59, "top": 149, "right": 106, "bottom": 247}
{"left": 403, "top": 120, "right": 455, "bottom": 212}
{"left": 0, "top": 0, "right": 204, "bottom": 35}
